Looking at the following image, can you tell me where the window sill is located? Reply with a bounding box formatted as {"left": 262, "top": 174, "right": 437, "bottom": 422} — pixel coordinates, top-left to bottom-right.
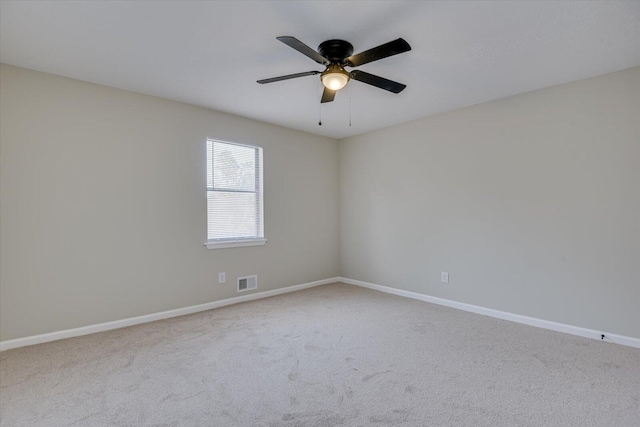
{"left": 204, "top": 238, "right": 267, "bottom": 250}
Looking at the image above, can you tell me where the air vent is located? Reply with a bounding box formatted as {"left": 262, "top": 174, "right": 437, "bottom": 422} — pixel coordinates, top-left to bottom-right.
{"left": 237, "top": 275, "right": 257, "bottom": 292}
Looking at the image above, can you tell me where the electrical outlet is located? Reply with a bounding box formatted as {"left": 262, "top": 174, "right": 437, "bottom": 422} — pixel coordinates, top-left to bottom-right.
{"left": 218, "top": 272, "right": 226, "bottom": 284}
{"left": 441, "top": 272, "right": 449, "bottom": 284}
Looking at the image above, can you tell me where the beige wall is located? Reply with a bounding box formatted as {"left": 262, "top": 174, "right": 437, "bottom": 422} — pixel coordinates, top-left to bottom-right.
{"left": 2, "top": 63, "right": 638, "bottom": 342}
{"left": 0, "top": 64, "right": 340, "bottom": 341}
{"left": 339, "top": 67, "right": 640, "bottom": 339}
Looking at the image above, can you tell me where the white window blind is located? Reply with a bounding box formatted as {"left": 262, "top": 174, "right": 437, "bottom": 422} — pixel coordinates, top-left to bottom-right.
{"left": 206, "top": 139, "right": 265, "bottom": 248}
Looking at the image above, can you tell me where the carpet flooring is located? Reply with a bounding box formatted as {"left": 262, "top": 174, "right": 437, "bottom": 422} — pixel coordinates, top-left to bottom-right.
{"left": 1, "top": 282, "right": 639, "bottom": 426}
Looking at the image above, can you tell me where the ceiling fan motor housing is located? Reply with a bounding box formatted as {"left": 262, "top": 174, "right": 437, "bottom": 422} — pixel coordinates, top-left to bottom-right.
{"left": 318, "top": 39, "right": 354, "bottom": 64}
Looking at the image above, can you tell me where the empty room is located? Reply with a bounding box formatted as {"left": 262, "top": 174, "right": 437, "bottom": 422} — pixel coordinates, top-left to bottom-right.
{"left": 1, "top": 1, "right": 639, "bottom": 426}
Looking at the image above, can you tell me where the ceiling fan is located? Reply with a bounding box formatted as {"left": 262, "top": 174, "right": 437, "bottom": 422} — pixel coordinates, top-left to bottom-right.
{"left": 257, "top": 36, "right": 411, "bottom": 103}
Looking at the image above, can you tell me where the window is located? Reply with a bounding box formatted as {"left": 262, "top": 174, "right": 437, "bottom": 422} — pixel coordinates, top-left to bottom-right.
{"left": 205, "top": 139, "right": 265, "bottom": 249}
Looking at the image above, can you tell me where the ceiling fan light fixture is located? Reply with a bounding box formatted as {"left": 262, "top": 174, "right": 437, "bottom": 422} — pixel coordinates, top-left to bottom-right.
{"left": 321, "top": 65, "right": 350, "bottom": 91}
{"left": 258, "top": 36, "right": 411, "bottom": 103}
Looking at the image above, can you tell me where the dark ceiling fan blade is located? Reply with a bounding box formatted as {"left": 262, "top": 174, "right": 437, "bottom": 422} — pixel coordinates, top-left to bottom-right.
{"left": 277, "top": 36, "right": 329, "bottom": 65}
{"left": 350, "top": 70, "right": 406, "bottom": 93}
{"left": 257, "top": 71, "right": 321, "bottom": 84}
{"left": 346, "top": 38, "right": 411, "bottom": 67}
{"left": 321, "top": 87, "right": 336, "bottom": 103}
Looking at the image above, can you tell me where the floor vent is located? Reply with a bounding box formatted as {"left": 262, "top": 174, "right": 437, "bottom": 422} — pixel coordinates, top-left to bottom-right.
{"left": 237, "top": 275, "right": 257, "bottom": 292}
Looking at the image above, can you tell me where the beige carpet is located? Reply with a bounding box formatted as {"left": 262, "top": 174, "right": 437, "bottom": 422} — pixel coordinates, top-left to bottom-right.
{"left": 1, "top": 282, "right": 639, "bottom": 426}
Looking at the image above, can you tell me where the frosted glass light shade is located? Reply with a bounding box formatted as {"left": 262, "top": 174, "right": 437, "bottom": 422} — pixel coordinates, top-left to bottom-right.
{"left": 322, "top": 72, "right": 349, "bottom": 90}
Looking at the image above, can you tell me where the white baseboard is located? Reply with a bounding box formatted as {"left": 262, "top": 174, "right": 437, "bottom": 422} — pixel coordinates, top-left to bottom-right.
{"left": 339, "top": 277, "right": 640, "bottom": 349}
{"left": 0, "top": 277, "right": 340, "bottom": 352}
{"left": 4, "top": 277, "right": 638, "bottom": 351}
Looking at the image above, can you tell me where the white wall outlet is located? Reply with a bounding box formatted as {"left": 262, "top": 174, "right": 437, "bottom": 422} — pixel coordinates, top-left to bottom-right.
{"left": 218, "top": 272, "right": 226, "bottom": 284}
{"left": 441, "top": 272, "right": 449, "bottom": 284}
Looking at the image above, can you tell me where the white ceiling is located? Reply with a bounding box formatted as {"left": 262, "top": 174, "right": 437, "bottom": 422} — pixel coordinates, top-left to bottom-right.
{"left": 2, "top": 1, "right": 640, "bottom": 139}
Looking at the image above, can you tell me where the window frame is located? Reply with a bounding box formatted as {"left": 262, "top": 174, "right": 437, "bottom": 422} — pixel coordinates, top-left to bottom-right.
{"left": 204, "top": 138, "right": 266, "bottom": 250}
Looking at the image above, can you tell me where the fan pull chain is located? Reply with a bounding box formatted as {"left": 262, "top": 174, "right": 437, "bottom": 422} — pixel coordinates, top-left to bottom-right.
{"left": 318, "top": 82, "right": 323, "bottom": 126}
{"left": 349, "top": 83, "right": 352, "bottom": 127}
